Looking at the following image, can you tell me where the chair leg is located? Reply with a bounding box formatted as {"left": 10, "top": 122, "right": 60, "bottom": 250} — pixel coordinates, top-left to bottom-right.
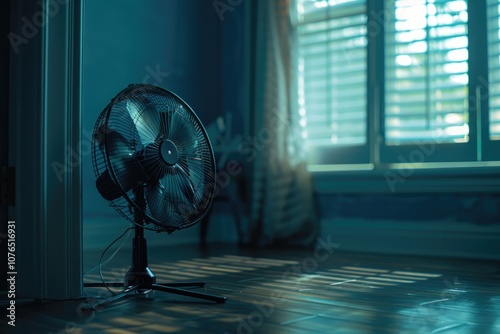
{"left": 199, "top": 207, "right": 212, "bottom": 248}
{"left": 229, "top": 197, "right": 244, "bottom": 244}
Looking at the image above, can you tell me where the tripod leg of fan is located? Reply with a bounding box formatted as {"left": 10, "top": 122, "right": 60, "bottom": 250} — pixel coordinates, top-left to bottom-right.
{"left": 156, "top": 282, "right": 206, "bottom": 288}
{"left": 83, "top": 282, "right": 124, "bottom": 288}
{"left": 81, "top": 285, "right": 140, "bottom": 311}
{"left": 151, "top": 284, "right": 226, "bottom": 303}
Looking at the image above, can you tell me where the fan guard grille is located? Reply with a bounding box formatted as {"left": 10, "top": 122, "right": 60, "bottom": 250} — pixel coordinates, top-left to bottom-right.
{"left": 91, "top": 84, "right": 216, "bottom": 233}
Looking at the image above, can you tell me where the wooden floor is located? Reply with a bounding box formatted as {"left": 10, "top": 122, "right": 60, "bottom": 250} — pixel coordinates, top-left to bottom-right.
{"left": 2, "top": 243, "right": 500, "bottom": 334}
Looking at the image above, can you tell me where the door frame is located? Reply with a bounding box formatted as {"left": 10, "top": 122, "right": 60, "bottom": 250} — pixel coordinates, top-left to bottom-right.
{"left": 9, "top": 0, "right": 82, "bottom": 299}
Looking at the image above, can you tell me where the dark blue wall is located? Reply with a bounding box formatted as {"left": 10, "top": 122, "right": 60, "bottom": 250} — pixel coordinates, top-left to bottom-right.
{"left": 82, "top": 0, "right": 229, "bottom": 248}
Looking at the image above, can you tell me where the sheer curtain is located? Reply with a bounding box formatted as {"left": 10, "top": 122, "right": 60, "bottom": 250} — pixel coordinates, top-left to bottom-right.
{"left": 248, "top": 0, "right": 318, "bottom": 247}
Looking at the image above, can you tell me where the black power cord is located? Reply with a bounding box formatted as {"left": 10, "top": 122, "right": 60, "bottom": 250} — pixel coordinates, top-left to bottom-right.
{"left": 97, "top": 226, "right": 134, "bottom": 294}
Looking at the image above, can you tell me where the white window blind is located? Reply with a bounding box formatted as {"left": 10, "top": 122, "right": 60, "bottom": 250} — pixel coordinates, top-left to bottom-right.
{"left": 384, "top": 0, "right": 469, "bottom": 145}
{"left": 297, "top": 0, "right": 367, "bottom": 147}
{"left": 487, "top": 0, "right": 500, "bottom": 140}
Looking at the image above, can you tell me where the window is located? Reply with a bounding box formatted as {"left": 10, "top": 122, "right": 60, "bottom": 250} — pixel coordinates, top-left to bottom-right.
{"left": 385, "top": 0, "right": 469, "bottom": 145}
{"left": 488, "top": 0, "right": 500, "bottom": 140}
{"left": 297, "top": 0, "right": 369, "bottom": 164}
{"left": 296, "top": 0, "right": 500, "bottom": 166}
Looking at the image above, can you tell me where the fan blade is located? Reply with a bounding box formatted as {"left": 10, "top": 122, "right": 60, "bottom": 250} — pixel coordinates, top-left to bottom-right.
{"left": 176, "top": 165, "right": 196, "bottom": 204}
{"left": 179, "top": 137, "right": 198, "bottom": 156}
{"left": 168, "top": 109, "right": 198, "bottom": 155}
{"left": 159, "top": 111, "right": 170, "bottom": 139}
{"left": 105, "top": 128, "right": 143, "bottom": 194}
{"left": 145, "top": 165, "right": 198, "bottom": 225}
{"left": 126, "top": 99, "right": 160, "bottom": 145}
{"left": 146, "top": 181, "right": 178, "bottom": 223}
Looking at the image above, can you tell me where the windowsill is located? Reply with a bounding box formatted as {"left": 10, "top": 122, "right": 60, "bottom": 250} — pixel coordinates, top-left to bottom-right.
{"left": 310, "top": 161, "right": 500, "bottom": 193}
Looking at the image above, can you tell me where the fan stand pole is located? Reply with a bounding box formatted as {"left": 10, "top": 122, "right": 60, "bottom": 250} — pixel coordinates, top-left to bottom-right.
{"left": 83, "top": 186, "right": 226, "bottom": 311}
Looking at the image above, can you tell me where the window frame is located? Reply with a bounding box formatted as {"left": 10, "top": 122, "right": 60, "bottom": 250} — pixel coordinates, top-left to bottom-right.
{"left": 297, "top": 0, "right": 500, "bottom": 175}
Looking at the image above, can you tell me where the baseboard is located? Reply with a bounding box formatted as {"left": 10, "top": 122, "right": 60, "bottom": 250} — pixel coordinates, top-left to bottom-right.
{"left": 321, "top": 218, "right": 500, "bottom": 260}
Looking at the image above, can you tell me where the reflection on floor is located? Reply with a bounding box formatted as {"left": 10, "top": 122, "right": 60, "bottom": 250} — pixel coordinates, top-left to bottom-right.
{"left": 3, "top": 243, "right": 500, "bottom": 333}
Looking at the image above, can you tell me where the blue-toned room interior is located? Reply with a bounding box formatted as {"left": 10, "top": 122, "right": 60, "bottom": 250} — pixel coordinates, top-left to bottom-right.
{"left": 1, "top": 0, "right": 500, "bottom": 333}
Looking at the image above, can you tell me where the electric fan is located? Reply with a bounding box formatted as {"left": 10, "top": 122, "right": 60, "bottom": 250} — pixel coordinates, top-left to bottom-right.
{"left": 83, "top": 84, "right": 225, "bottom": 309}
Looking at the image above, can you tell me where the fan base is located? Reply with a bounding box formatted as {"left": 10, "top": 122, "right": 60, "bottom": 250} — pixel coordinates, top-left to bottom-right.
{"left": 82, "top": 280, "right": 225, "bottom": 311}
{"left": 83, "top": 226, "right": 226, "bottom": 310}
{"left": 124, "top": 266, "right": 156, "bottom": 288}
{"left": 83, "top": 191, "right": 226, "bottom": 310}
